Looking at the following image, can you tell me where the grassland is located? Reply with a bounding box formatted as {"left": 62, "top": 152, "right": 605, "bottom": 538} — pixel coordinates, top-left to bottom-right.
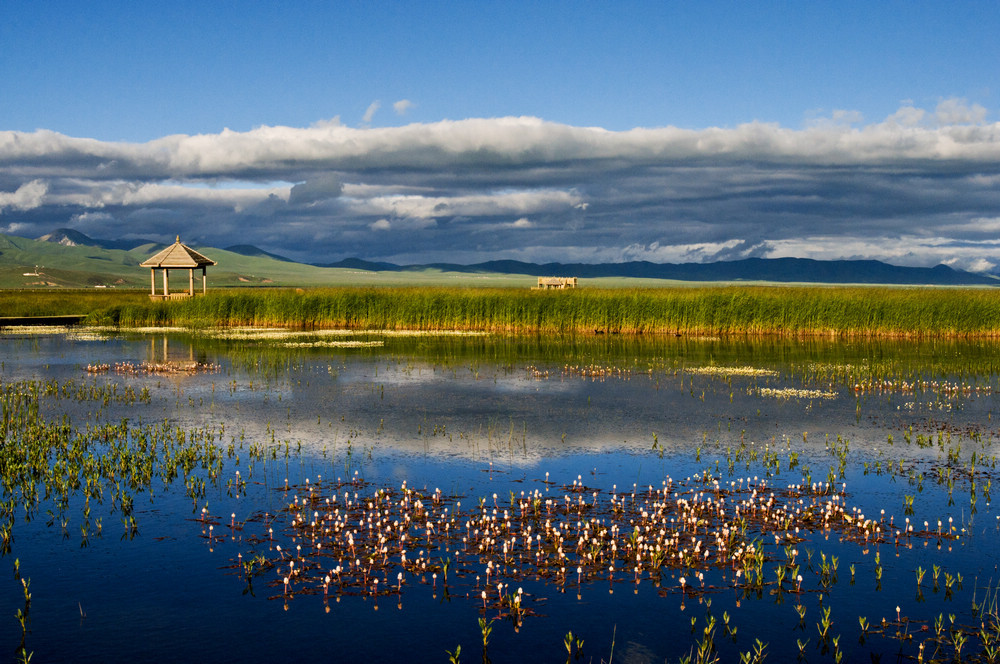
{"left": 0, "top": 232, "right": 545, "bottom": 289}
{"left": 2, "top": 285, "right": 990, "bottom": 337}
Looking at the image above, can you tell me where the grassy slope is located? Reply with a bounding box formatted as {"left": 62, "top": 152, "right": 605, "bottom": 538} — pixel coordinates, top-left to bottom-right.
{"left": 0, "top": 234, "right": 722, "bottom": 290}
{"left": 0, "top": 234, "right": 540, "bottom": 289}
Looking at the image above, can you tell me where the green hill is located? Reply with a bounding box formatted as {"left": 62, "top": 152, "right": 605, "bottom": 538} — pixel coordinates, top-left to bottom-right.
{"left": 0, "top": 233, "right": 537, "bottom": 289}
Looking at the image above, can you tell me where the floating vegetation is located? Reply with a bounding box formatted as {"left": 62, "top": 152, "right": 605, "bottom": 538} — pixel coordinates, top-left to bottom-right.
{"left": 64, "top": 331, "right": 110, "bottom": 342}
{"left": 900, "top": 401, "right": 956, "bottom": 413}
{"left": 223, "top": 470, "right": 968, "bottom": 660}
{"left": 852, "top": 379, "right": 992, "bottom": 397}
{"left": 686, "top": 366, "right": 779, "bottom": 378}
{"left": 560, "top": 364, "right": 655, "bottom": 380}
{"left": 85, "top": 361, "right": 221, "bottom": 375}
{"left": 757, "top": 387, "right": 838, "bottom": 400}
{"left": 123, "top": 326, "right": 190, "bottom": 333}
{"left": 523, "top": 363, "right": 666, "bottom": 381}
{"left": 278, "top": 340, "right": 384, "bottom": 348}
{"left": 0, "top": 325, "right": 74, "bottom": 336}
{"left": 197, "top": 327, "right": 489, "bottom": 340}
{"left": 199, "top": 328, "right": 364, "bottom": 340}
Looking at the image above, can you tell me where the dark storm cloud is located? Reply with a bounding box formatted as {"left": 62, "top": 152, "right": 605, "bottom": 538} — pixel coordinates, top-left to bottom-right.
{"left": 2, "top": 100, "right": 1000, "bottom": 269}
{"left": 288, "top": 175, "right": 344, "bottom": 206}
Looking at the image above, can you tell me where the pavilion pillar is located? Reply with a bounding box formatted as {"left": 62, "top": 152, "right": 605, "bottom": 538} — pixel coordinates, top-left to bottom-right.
{"left": 162, "top": 268, "right": 169, "bottom": 296}
{"left": 150, "top": 269, "right": 156, "bottom": 296}
{"left": 189, "top": 268, "right": 194, "bottom": 296}
{"left": 202, "top": 267, "right": 207, "bottom": 294}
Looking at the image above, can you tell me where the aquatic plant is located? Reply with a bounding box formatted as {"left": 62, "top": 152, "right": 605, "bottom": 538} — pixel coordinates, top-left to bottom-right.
{"left": 75, "top": 285, "right": 1000, "bottom": 337}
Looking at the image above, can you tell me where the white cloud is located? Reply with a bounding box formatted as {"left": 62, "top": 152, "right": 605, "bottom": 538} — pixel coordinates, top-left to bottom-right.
{"left": 884, "top": 105, "right": 926, "bottom": 128}
{"left": 5, "top": 107, "right": 1000, "bottom": 181}
{"left": 609, "top": 240, "right": 749, "bottom": 264}
{"left": 807, "top": 109, "right": 865, "bottom": 128}
{"left": 71, "top": 211, "right": 114, "bottom": 223}
{"left": 310, "top": 116, "right": 343, "bottom": 129}
{"left": 966, "top": 258, "right": 996, "bottom": 273}
{"left": 0, "top": 179, "right": 47, "bottom": 211}
{"left": 393, "top": 99, "right": 413, "bottom": 116}
{"left": 53, "top": 181, "right": 285, "bottom": 211}
{"left": 347, "top": 189, "right": 581, "bottom": 220}
{"left": 69, "top": 211, "right": 115, "bottom": 233}
{"left": 362, "top": 100, "right": 381, "bottom": 126}
{"left": 935, "top": 97, "right": 987, "bottom": 126}
{"left": 832, "top": 109, "right": 864, "bottom": 125}
{"left": 2, "top": 100, "right": 1000, "bottom": 267}
{"left": 950, "top": 217, "right": 1000, "bottom": 234}
{"left": 0, "top": 222, "right": 30, "bottom": 234}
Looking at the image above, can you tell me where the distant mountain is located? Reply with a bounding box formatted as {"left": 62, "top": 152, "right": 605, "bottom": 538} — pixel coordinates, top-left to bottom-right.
{"left": 36, "top": 228, "right": 155, "bottom": 252}
{"left": 318, "top": 258, "right": 416, "bottom": 272}
{"left": 224, "top": 244, "right": 293, "bottom": 262}
{"left": 36, "top": 231, "right": 290, "bottom": 263}
{"left": 36, "top": 228, "right": 93, "bottom": 247}
{"left": 322, "top": 256, "right": 1000, "bottom": 286}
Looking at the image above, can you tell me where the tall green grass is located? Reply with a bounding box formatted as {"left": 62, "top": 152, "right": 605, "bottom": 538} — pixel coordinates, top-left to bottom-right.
{"left": 0, "top": 290, "right": 150, "bottom": 317}
{"left": 78, "top": 286, "right": 1000, "bottom": 337}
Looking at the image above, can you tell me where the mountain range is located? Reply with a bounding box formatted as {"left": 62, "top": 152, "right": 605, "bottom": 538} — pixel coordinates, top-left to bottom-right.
{"left": 316, "top": 256, "right": 1000, "bottom": 286}
{"left": 1, "top": 228, "right": 996, "bottom": 289}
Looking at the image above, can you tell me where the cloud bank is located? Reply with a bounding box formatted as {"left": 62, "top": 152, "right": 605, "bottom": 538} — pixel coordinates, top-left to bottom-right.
{"left": 2, "top": 98, "right": 1000, "bottom": 270}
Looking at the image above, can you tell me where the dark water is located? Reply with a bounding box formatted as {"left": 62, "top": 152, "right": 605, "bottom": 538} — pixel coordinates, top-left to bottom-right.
{"left": 2, "top": 329, "right": 1000, "bottom": 662}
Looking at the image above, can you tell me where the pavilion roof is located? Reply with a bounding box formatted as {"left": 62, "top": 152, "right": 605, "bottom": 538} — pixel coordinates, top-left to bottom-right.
{"left": 140, "top": 237, "right": 216, "bottom": 268}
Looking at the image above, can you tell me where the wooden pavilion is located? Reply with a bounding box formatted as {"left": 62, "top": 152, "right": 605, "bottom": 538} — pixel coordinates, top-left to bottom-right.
{"left": 140, "top": 236, "right": 217, "bottom": 300}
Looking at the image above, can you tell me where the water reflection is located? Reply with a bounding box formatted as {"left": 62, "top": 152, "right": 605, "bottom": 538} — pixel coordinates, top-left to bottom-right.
{"left": 2, "top": 328, "right": 1000, "bottom": 662}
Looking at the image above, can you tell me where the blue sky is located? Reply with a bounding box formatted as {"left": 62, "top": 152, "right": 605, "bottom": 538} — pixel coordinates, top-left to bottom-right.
{"left": 2, "top": 1, "right": 1000, "bottom": 269}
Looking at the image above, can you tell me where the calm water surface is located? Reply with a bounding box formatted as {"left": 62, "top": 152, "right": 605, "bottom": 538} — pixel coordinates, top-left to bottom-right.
{"left": 2, "top": 329, "right": 1000, "bottom": 662}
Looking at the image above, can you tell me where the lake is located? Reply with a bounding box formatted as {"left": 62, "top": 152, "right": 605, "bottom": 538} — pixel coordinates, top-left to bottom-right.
{"left": 2, "top": 327, "right": 999, "bottom": 662}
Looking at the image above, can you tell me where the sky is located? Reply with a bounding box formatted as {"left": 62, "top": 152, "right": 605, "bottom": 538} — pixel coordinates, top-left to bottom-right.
{"left": 2, "top": 1, "right": 1000, "bottom": 270}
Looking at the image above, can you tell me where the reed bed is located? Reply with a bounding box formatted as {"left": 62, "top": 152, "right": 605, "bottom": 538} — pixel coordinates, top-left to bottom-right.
{"left": 83, "top": 286, "right": 1000, "bottom": 337}
{"left": 0, "top": 290, "right": 149, "bottom": 317}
